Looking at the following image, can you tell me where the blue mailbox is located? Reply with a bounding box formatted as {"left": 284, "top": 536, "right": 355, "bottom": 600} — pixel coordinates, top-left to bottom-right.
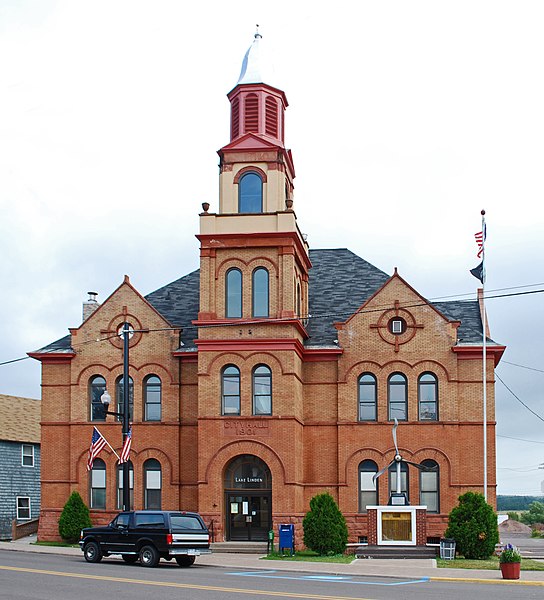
{"left": 278, "top": 523, "right": 294, "bottom": 555}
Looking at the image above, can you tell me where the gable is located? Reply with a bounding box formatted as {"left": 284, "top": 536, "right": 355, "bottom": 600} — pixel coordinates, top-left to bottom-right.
{"left": 220, "top": 132, "right": 282, "bottom": 152}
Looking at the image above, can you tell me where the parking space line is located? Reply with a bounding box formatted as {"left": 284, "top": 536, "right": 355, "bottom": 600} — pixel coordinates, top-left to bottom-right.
{"left": 227, "top": 570, "right": 430, "bottom": 586}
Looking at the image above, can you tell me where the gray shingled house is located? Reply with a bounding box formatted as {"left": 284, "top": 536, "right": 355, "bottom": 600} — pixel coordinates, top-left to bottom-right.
{"left": 0, "top": 394, "right": 41, "bottom": 540}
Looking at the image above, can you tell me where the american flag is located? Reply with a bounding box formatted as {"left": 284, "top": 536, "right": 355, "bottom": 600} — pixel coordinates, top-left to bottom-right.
{"left": 475, "top": 225, "right": 486, "bottom": 258}
{"left": 87, "top": 427, "right": 107, "bottom": 471}
{"left": 119, "top": 427, "right": 132, "bottom": 464}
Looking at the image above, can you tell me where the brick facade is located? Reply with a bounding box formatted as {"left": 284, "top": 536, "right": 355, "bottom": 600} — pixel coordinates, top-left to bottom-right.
{"left": 31, "top": 35, "right": 504, "bottom": 546}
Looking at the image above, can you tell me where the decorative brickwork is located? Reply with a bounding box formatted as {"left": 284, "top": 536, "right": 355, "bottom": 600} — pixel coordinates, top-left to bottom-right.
{"left": 31, "top": 38, "right": 504, "bottom": 548}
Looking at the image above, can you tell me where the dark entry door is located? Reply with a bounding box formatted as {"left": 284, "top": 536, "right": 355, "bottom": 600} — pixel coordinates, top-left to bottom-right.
{"left": 227, "top": 493, "right": 271, "bottom": 541}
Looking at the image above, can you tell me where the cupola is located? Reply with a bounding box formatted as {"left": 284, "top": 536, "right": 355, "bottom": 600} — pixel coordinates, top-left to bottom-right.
{"left": 227, "top": 31, "right": 288, "bottom": 147}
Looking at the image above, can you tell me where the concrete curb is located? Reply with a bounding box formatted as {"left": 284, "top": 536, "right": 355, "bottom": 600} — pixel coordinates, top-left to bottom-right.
{"left": 1, "top": 538, "right": 544, "bottom": 586}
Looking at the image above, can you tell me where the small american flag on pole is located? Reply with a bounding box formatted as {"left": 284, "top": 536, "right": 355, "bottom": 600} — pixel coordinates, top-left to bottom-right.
{"left": 119, "top": 427, "right": 132, "bottom": 464}
{"left": 475, "top": 226, "right": 486, "bottom": 258}
{"left": 87, "top": 427, "right": 107, "bottom": 471}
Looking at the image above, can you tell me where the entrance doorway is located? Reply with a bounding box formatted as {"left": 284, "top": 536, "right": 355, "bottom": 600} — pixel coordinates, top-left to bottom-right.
{"left": 224, "top": 455, "right": 272, "bottom": 542}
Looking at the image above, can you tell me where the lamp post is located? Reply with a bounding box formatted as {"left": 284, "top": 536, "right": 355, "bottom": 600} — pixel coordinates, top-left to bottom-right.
{"left": 100, "top": 321, "right": 131, "bottom": 511}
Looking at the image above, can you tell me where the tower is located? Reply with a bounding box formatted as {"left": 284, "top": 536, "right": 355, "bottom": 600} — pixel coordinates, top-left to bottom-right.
{"left": 194, "top": 34, "right": 311, "bottom": 538}
{"left": 197, "top": 31, "right": 310, "bottom": 324}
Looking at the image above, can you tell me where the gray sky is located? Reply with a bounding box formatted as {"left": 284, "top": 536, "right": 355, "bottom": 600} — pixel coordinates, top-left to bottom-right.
{"left": 1, "top": 0, "right": 543, "bottom": 497}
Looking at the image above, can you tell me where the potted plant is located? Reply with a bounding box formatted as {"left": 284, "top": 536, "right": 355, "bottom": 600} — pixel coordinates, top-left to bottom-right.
{"left": 499, "top": 544, "right": 522, "bottom": 579}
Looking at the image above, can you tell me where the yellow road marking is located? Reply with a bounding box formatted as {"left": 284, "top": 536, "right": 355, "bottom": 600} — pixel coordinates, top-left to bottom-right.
{"left": 430, "top": 576, "right": 544, "bottom": 586}
{"left": 0, "top": 565, "right": 374, "bottom": 600}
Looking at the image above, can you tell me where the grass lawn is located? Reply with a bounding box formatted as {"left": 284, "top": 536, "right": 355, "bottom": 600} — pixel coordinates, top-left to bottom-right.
{"left": 34, "top": 541, "right": 80, "bottom": 548}
{"left": 437, "top": 556, "right": 544, "bottom": 571}
{"left": 262, "top": 550, "right": 355, "bottom": 564}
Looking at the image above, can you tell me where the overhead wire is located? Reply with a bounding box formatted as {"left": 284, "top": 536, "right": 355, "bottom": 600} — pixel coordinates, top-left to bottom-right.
{"left": 2, "top": 283, "right": 544, "bottom": 365}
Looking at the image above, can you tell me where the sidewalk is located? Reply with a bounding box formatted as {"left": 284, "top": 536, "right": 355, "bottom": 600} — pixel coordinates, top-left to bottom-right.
{"left": 1, "top": 535, "right": 543, "bottom": 585}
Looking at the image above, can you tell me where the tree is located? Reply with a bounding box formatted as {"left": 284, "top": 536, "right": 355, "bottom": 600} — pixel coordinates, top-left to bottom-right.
{"left": 302, "top": 492, "right": 348, "bottom": 556}
{"left": 58, "top": 491, "right": 92, "bottom": 543}
{"left": 520, "top": 501, "right": 544, "bottom": 526}
{"left": 445, "top": 492, "right": 499, "bottom": 559}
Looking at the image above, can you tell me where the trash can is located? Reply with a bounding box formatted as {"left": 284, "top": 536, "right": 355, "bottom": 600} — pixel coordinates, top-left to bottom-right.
{"left": 440, "top": 538, "right": 456, "bottom": 560}
{"left": 278, "top": 523, "right": 295, "bottom": 556}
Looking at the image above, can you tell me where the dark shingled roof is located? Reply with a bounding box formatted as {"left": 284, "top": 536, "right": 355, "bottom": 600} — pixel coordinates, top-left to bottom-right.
{"left": 145, "top": 269, "right": 200, "bottom": 348}
{"left": 306, "top": 248, "right": 390, "bottom": 345}
{"left": 434, "top": 300, "right": 497, "bottom": 344}
{"left": 33, "top": 248, "right": 497, "bottom": 353}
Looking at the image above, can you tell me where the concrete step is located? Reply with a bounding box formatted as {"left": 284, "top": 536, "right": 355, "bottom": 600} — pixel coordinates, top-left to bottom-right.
{"left": 355, "top": 545, "right": 438, "bottom": 560}
{"left": 211, "top": 542, "right": 269, "bottom": 554}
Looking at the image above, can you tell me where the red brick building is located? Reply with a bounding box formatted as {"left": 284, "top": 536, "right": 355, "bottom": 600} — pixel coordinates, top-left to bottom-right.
{"left": 31, "top": 34, "right": 505, "bottom": 545}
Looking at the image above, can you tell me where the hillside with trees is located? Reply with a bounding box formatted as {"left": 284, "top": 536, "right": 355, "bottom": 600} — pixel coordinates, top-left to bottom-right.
{"left": 498, "top": 496, "right": 544, "bottom": 511}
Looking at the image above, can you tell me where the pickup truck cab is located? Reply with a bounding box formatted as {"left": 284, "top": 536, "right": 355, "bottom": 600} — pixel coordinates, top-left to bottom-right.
{"left": 79, "top": 510, "right": 211, "bottom": 567}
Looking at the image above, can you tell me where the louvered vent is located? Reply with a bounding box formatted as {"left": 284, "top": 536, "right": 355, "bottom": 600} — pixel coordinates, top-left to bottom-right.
{"left": 231, "top": 98, "right": 240, "bottom": 139}
{"left": 244, "top": 94, "right": 259, "bottom": 133}
{"left": 265, "top": 96, "right": 278, "bottom": 137}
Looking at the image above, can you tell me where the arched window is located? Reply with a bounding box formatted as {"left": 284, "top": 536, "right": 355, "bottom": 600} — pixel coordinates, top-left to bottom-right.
{"left": 239, "top": 172, "right": 263, "bottom": 213}
{"left": 253, "top": 365, "right": 272, "bottom": 415}
{"left": 117, "top": 461, "right": 134, "bottom": 510}
{"left": 90, "top": 458, "right": 106, "bottom": 509}
{"left": 359, "top": 460, "right": 378, "bottom": 512}
{"left": 226, "top": 268, "right": 242, "bottom": 318}
{"left": 388, "top": 462, "right": 409, "bottom": 502}
{"left": 358, "top": 373, "right": 377, "bottom": 421}
{"left": 252, "top": 268, "right": 269, "bottom": 317}
{"left": 388, "top": 373, "right": 407, "bottom": 421}
{"left": 222, "top": 366, "right": 240, "bottom": 415}
{"left": 116, "top": 375, "right": 134, "bottom": 422}
{"left": 144, "top": 375, "right": 161, "bottom": 421}
{"left": 419, "top": 460, "right": 439, "bottom": 513}
{"left": 418, "top": 373, "right": 438, "bottom": 421}
{"left": 90, "top": 376, "right": 106, "bottom": 421}
{"left": 144, "top": 459, "right": 162, "bottom": 510}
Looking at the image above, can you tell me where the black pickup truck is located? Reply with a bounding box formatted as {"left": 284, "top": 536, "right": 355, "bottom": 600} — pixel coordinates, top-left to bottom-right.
{"left": 79, "top": 510, "right": 211, "bottom": 567}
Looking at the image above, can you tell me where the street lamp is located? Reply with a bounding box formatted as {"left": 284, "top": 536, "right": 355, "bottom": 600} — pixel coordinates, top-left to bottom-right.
{"left": 100, "top": 321, "right": 131, "bottom": 511}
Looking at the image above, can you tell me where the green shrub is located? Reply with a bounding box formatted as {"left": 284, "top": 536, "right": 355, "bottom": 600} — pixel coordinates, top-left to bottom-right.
{"left": 302, "top": 492, "right": 348, "bottom": 556}
{"left": 520, "top": 502, "right": 544, "bottom": 526}
{"left": 445, "top": 492, "right": 499, "bottom": 560}
{"left": 506, "top": 511, "right": 520, "bottom": 521}
{"left": 58, "top": 491, "right": 92, "bottom": 543}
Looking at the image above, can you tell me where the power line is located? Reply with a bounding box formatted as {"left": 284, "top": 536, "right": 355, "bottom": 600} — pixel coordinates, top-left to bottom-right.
{"left": 0, "top": 356, "right": 30, "bottom": 367}
{"left": 497, "top": 434, "right": 544, "bottom": 445}
{"left": 496, "top": 372, "right": 544, "bottom": 423}
{"left": 501, "top": 361, "right": 544, "bottom": 374}
{"left": 2, "top": 284, "right": 544, "bottom": 366}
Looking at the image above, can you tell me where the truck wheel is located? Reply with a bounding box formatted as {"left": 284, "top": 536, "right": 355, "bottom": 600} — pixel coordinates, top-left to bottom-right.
{"left": 139, "top": 545, "right": 159, "bottom": 567}
{"left": 175, "top": 556, "right": 196, "bottom": 567}
{"left": 83, "top": 541, "right": 102, "bottom": 563}
{"left": 122, "top": 555, "right": 138, "bottom": 564}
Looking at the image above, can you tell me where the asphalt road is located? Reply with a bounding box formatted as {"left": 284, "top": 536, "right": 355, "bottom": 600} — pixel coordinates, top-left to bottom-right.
{"left": 1, "top": 550, "right": 544, "bottom": 600}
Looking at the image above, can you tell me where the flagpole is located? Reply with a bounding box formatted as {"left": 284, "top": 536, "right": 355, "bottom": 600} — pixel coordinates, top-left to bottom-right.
{"left": 93, "top": 426, "right": 120, "bottom": 460}
{"left": 481, "top": 209, "right": 487, "bottom": 501}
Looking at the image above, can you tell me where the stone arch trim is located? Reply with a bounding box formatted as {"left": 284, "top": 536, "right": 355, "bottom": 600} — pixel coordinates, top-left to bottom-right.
{"left": 412, "top": 360, "right": 452, "bottom": 383}
{"left": 342, "top": 360, "right": 384, "bottom": 384}
{"left": 205, "top": 352, "right": 248, "bottom": 376}
{"left": 233, "top": 165, "right": 268, "bottom": 184}
{"left": 342, "top": 447, "right": 388, "bottom": 486}
{"left": 216, "top": 258, "right": 249, "bottom": 280}
{"left": 204, "top": 351, "right": 286, "bottom": 377}
{"left": 248, "top": 257, "right": 278, "bottom": 276}
{"left": 203, "top": 439, "right": 287, "bottom": 487}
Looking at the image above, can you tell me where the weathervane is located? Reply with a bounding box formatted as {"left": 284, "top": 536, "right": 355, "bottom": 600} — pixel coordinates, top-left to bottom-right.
{"left": 373, "top": 419, "right": 437, "bottom": 506}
